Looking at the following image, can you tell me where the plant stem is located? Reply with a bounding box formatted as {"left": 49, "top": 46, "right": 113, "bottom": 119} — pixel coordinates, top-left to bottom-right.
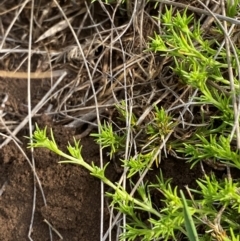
{"left": 59, "top": 150, "right": 161, "bottom": 218}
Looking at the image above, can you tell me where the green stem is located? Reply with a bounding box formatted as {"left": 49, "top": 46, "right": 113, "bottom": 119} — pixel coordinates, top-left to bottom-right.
{"left": 59, "top": 150, "right": 94, "bottom": 172}
{"left": 59, "top": 150, "right": 161, "bottom": 218}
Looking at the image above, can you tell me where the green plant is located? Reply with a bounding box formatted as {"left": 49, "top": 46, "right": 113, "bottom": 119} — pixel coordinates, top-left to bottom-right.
{"left": 148, "top": 6, "right": 239, "bottom": 167}
{"left": 146, "top": 5, "right": 240, "bottom": 240}
{"left": 180, "top": 190, "right": 199, "bottom": 241}
{"left": 146, "top": 106, "right": 175, "bottom": 142}
{"left": 29, "top": 124, "right": 240, "bottom": 240}
{"left": 91, "top": 121, "right": 126, "bottom": 159}
{"left": 226, "top": 0, "right": 240, "bottom": 17}
{"left": 29, "top": 125, "right": 161, "bottom": 219}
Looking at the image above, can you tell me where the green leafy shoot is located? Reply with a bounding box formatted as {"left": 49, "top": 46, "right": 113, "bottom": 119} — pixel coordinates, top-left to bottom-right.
{"left": 226, "top": 0, "right": 240, "bottom": 17}
{"left": 91, "top": 121, "right": 125, "bottom": 159}
{"left": 182, "top": 134, "right": 240, "bottom": 169}
{"left": 146, "top": 106, "right": 174, "bottom": 142}
{"left": 180, "top": 190, "right": 199, "bottom": 241}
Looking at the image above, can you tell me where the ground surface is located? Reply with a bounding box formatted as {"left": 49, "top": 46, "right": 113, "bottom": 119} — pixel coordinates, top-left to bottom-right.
{"left": 0, "top": 1, "right": 237, "bottom": 240}
{"left": 0, "top": 79, "right": 225, "bottom": 241}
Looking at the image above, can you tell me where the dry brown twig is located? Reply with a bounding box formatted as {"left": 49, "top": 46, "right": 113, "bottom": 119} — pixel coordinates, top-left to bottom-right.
{"left": 0, "top": 69, "right": 66, "bottom": 78}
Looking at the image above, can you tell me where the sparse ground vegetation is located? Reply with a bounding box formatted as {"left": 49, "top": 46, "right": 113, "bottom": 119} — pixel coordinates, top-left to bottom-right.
{"left": 0, "top": 0, "right": 240, "bottom": 240}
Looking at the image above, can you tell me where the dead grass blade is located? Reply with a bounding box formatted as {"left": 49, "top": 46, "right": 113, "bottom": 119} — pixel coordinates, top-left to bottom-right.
{"left": 0, "top": 69, "right": 66, "bottom": 78}
{"left": 0, "top": 0, "right": 30, "bottom": 50}
{"left": 35, "top": 6, "right": 87, "bottom": 43}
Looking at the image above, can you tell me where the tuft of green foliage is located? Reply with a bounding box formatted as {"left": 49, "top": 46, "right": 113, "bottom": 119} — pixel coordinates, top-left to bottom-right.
{"left": 149, "top": 6, "right": 240, "bottom": 167}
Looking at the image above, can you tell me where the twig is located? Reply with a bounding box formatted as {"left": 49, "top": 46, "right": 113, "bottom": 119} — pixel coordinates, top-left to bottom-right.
{"left": 0, "top": 70, "right": 66, "bottom": 79}
{"left": 0, "top": 181, "right": 7, "bottom": 197}
{"left": 27, "top": 1, "right": 47, "bottom": 240}
{"left": 52, "top": 1, "right": 106, "bottom": 240}
{"left": 44, "top": 219, "right": 63, "bottom": 240}
{"left": 154, "top": 0, "right": 240, "bottom": 25}
{"left": 0, "top": 0, "right": 30, "bottom": 50}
